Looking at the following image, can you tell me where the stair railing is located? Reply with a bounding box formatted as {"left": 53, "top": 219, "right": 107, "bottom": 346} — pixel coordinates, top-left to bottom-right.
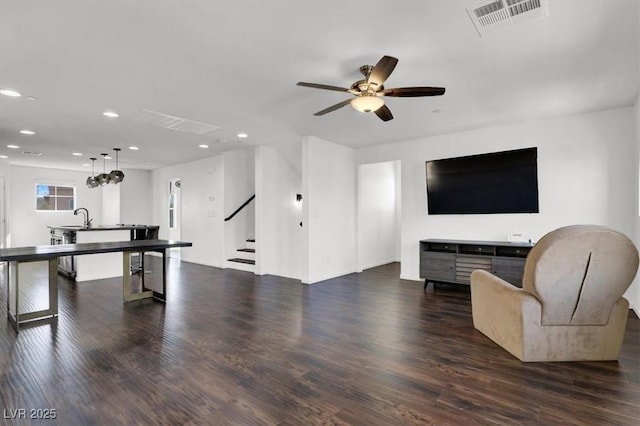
{"left": 224, "top": 194, "right": 255, "bottom": 222}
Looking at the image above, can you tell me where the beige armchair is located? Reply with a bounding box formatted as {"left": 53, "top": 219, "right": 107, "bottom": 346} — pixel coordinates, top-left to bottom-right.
{"left": 470, "top": 225, "right": 639, "bottom": 362}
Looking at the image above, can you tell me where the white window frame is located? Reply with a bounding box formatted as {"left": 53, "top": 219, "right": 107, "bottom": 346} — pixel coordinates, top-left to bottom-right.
{"left": 35, "top": 183, "right": 77, "bottom": 212}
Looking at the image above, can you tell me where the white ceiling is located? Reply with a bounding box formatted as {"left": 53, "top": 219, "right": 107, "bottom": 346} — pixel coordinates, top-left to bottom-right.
{"left": 0, "top": 0, "right": 638, "bottom": 171}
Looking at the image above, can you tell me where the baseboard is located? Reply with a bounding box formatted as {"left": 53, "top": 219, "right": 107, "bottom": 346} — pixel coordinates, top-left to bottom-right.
{"left": 302, "top": 269, "right": 357, "bottom": 285}
{"left": 158, "top": 255, "right": 221, "bottom": 269}
{"left": 400, "top": 274, "right": 422, "bottom": 282}
{"left": 632, "top": 305, "right": 640, "bottom": 319}
{"left": 360, "top": 258, "right": 397, "bottom": 272}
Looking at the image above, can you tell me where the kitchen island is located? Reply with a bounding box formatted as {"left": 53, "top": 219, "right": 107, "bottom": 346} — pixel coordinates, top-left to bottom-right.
{"left": 48, "top": 224, "right": 159, "bottom": 281}
{"left": 1, "top": 239, "right": 192, "bottom": 332}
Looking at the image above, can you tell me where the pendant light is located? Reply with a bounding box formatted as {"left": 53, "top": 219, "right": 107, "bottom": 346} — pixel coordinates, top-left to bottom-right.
{"left": 86, "top": 157, "right": 99, "bottom": 188}
{"left": 108, "top": 148, "right": 125, "bottom": 184}
{"left": 96, "top": 153, "right": 110, "bottom": 186}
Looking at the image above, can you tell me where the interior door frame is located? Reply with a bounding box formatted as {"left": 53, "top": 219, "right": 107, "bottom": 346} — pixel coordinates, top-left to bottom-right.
{"left": 0, "top": 177, "right": 6, "bottom": 249}
{"left": 168, "top": 178, "right": 182, "bottom": 259}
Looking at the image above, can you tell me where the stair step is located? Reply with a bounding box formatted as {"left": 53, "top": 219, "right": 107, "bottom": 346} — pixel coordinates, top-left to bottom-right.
{"left": 247, "top": 238, "right": 255, "bottom": 243}
{"left": 237, "top": 248, "right": 255, "bottom": 253}
{"left": 228, "top": 258, "right": 255, "bottom": 265}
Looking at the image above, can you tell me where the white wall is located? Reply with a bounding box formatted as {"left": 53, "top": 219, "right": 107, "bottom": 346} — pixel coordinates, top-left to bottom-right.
{"left": 0, "top": 157, "right": 8, "bottom": 177}
{"left": 302, "top": 136, "right": 356, "bottom": 284}
{"left": 394, "top": 160, "right": 402, "bottom": 262}
{"left": 357, "top": 161, "right": 400, "bottom": 271}
{"left": 357, "top": 107, "right": 637, "bottom": 282}
{"left": 9, "top": 165, "right": 104, "bottom": 246}
{"left": 0, "top": 157, "right": 10, "bottom": 248}
{"left": 152, "top": 155, "right": 225, "bottom": 267}
{"left": 8, "top": 165, "right": 153, "bottom": 247}
{"left": 120, "top": 168, "right": 152, "bottom": 225}
{"left": 255, "top": 145, "right": 302, "bottom": 279}
{"left": 632, "top": 91, "right": 640, "bottom": 315}
{"left": 101, "top": 183, "right": 120, "bottom": 225}
{"left": 223, "top": 148, "right": 255, "bottom": 265}
{"left": 631, "top": 9, "right": 640, "bottom": 315}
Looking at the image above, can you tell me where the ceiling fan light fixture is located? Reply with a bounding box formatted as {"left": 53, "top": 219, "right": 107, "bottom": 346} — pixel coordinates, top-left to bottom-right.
{"left": 351, "top": 95, "right": 384, "bottom": 113}
{"left": 299, "top": 55, "right": 444, "bottom": 121}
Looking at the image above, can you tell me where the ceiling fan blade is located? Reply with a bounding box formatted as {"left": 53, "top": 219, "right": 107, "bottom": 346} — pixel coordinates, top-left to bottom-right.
{"left": 382, "top": 87, "right": 446, "bottom": 97}
{"left": 375, "top": 105, "right": 393, "bottom": 122}
{"left": 367, "top": 56, "right": 398, "bottom": 88}
{"left": 313, "top": 98, "right": 354, "bottom": 116}
{"left": 297, "top": 82, "right": 350, "bottom": 93}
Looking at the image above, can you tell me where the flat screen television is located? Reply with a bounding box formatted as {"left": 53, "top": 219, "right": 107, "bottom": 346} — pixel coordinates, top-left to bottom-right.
{"left": 425, "top": 147, "right": 539, "bottom": 215}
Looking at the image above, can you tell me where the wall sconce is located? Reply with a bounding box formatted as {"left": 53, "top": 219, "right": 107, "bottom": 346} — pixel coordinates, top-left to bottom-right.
{"left": 294, "top": 193, "right": 303, "bottom": 212}
{"left": 297, "top": 194, "right": 303, "bottom": 227}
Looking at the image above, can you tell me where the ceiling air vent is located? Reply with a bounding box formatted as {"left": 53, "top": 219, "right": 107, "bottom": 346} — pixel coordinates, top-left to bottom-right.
{"left": 467, "top": 0, "right": 549, "bottom": 37}
{"left": 131, "top": 109, "right": 220, "bottom": 135}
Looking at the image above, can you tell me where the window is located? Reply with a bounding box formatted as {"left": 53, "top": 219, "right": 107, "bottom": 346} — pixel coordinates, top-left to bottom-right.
{"left": 36, "top": 184, "right": 76, "bottom": 211}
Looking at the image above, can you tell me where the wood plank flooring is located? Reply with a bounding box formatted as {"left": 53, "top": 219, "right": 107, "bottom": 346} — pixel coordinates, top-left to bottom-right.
{"left": 0, "top": 259, "right": 638, "bottom": 425}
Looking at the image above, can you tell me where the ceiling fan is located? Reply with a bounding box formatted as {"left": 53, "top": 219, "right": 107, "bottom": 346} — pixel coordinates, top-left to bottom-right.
{"left": 297, "top": 55, "right": 445, "bottom": 122}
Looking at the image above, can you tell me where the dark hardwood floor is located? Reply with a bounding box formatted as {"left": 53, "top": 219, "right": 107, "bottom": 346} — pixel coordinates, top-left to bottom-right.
{"left": 0, "top": 259, "right": 638, "bottom": 425}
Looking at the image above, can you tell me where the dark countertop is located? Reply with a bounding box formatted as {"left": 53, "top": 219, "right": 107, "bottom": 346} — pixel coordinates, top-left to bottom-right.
{"left": 48, "top": 224, "right": 159, "bottom": 232}
{"left": 0, "top": 240, "right": 191, "bottom": 262}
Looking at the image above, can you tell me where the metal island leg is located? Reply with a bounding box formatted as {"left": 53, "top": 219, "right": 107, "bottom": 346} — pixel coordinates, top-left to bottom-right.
{"left": 7, "top": 258, "right": 59, "bottom": 333}
{"left": 122, "top": 251, "right": 154, "bottom": 303}
{"left": 121, "top": 249, "right": 168, "bottom": 303}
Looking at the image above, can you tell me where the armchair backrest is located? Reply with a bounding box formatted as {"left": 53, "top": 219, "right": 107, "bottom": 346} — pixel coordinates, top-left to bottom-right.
{"left": 522, "top": 225, "right": 639, "bottom": 326}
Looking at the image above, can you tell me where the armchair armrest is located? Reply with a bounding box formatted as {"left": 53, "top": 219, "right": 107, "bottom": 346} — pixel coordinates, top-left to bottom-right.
{"left": 470, "top": 270, "right": 542, "bottom": 360}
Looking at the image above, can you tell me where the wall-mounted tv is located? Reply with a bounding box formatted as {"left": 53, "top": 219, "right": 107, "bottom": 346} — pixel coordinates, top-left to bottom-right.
{"left": 425, "top": 147, "right": 539, "bottom": 215}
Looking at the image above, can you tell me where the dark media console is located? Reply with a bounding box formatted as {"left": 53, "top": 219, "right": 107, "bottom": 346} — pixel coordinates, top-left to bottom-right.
{"left": 419, "top": 238, "right": 533, "bottom": 290}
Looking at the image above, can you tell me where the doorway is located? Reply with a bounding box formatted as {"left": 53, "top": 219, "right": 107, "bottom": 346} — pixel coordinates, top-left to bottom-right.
{"left": 168, "top": 178, "right": 181, "bottom": 260}
{"left": 0, "top": 177, "right": 5, "bottom": 249}
{"left": 357, "top": 161, "right": 401, "bottom": 271}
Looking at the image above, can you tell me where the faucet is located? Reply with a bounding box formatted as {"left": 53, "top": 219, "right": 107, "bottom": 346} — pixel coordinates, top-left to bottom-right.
{"left": 73, "top": 207, "right": 93, "bottom": 227}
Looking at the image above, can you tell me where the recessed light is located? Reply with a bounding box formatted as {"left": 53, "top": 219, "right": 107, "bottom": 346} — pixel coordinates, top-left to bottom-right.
{"left": 20, "top": 129, "right": 36, "bottom": 135}
{"left": 128, "top": 146, "right": 139, "bottom": 150}
{"left": 199, "top": 144, "right": 209, "bottom": 148}
{"left": 236, "top": 132, "right": 248, "bottom": 138}
{"left": 105, "top": 156, "right": 112, "bottom": 160}
{"left": 103, "top": 111, "right": 119, "bottom": 118}
{"left": 0, "top": 89, "right": 21, "bottom": 97}
{"left": 72, "top": 152, "right": 83, "bottom": 156}
{"left": 0, "top": 155, "right": 8, "bottom": 159}
{"left": 26, "top": 96, "right": 38, "bottom": 101}
{"left": 7, "top": 145, "right": 20, "bottom": 149}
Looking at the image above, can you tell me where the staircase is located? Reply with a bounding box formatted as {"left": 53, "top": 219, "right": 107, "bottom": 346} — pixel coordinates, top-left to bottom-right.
{"left": 227, "top": 238, "right": 255, "bottom": 273}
